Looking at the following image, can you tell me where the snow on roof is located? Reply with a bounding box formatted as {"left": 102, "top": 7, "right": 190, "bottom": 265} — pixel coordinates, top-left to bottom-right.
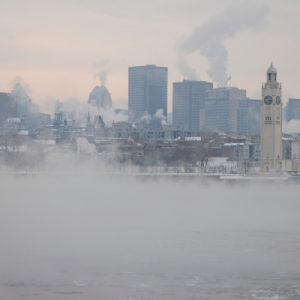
{"left": 185, "top": 137, "right": 201, "bottom": 141}
{"left": 18, "top": 130, "right": 28, "bottom": 135}
{"left": 35, "top": 139, "right": 56, "bottom": 145}
{"left": 223, "top": 143, "right": 244, "bottom": 147}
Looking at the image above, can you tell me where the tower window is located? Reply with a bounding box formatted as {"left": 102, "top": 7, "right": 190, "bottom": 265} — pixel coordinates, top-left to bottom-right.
{"left": 268, "top": 73, "right": 272, "bottom": 80}
{"left": 275, "top": 74, "right": 277, "bottom": 81}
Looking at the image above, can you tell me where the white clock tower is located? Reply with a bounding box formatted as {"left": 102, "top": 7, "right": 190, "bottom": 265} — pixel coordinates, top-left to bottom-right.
{"left": 260, "top": 63, "right": 283, "bottom": 173}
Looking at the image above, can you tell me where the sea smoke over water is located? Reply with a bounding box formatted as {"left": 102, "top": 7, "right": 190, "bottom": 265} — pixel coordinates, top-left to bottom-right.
{"left": 1, "top": 175, "right": 300, "bottom": 299}
{"left": 178, "top": 4, "right": 269, "bottom": 86}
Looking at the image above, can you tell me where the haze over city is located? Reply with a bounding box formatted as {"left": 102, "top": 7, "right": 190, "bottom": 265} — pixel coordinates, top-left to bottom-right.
{"left": 1, "top": 0, "right": 300, "bottom": 110}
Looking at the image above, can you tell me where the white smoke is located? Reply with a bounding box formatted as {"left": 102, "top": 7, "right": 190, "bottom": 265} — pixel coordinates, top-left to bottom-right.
{"left": 94, "top": 106, "right": 128, "bottom": 127}
{"left": 139, "top": 109, "right": 167, "bottom": 126}
{"left": 177, "top": 54, "right": 199, "bottom": 80}
{"left": 9, "top": 76, "right": 32, "bottom": 95}
{"left": 140, "top": 112, "right": 152, "bottom": 124}
{"left": 92, "top": 59, "right": 112, "bottom": 86}
{"left": 39, "top": 97, "right": 127, "bottom": 126}
{"left": 283, "top": 120, "right": 300, "bottom": 134}
{"left": 178, "top": 4, "right": 269, "bottom": 86}
{"left": 155, "top": 108, "right": 167, "bottom": 125}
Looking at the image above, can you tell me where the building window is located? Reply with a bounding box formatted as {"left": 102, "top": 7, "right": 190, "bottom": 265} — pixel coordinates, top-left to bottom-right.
{"left": 275, "top": 74, "right": 277, "bottom": 81}
{"left": 268, "top": 73, "right": 272, "bottom": 81}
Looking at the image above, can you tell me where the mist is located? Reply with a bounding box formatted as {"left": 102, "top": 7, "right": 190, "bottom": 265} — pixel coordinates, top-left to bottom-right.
{"left": 1, "top": 174, "right": 300, "bottom": 299}
{"left": 178, "top": 4, "right": 269, "bottom": 86}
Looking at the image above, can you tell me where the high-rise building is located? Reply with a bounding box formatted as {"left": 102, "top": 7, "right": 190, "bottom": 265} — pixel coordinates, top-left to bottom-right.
{"left": 0, "top": 93, "right": 18, "bottom": 127}
{"left": 205, "top": 87, "right": 246, "bottom": 132}
{"left": 286, "top": 98, "right": 300, "bottom": 122}
{"left": 173, "top": 80, "right": 213, "bottom": 130}
{"left": 237, "top": 98, "right": 261, "bottom": 134}
{"left": 11, "top": 83, "right": 33, "bottom": 120}
{"left": 128, "top": 65, "right": 168, "bottom": 125}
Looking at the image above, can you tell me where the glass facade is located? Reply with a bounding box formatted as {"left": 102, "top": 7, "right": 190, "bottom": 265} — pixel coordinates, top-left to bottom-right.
{"left": 173, "top": 80, "right": 213, "bottom": 131}
{"left": 205, "top": 88, "right": 246, "bottom": 132}
{"left": 286, "top": 98, "right": 300, "bottom": 122}
{"left": 128, "top": 65, "right": 168, "bottom": 125}
{"left": 237, "top": 99, "right": 261, "bottom": 134}
{"left": 246, "top": 99, "right": 261, "bottom": 134}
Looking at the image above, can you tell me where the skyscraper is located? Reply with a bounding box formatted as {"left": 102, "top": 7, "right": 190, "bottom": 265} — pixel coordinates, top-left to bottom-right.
{"left": 237, "top": 98, "right": 261, "bottom": 134}
{"left": 173, "top": 80, "right": 213, "bottom": 130}
{"left": 128, "top": 65, "right": 168, "bottom": 125}
{"left": 0, "top": 93, "right": 18, "bottom": 127}
{"left": 286, "top": 98, "right": 300, "bottom": 122}
{"left": 205, "top": 87, "right": 246, "bottom": 132}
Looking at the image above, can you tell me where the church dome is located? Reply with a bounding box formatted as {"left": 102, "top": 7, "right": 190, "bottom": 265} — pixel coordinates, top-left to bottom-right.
{"left": 88, "top": 85, "right": 112, "bottom": 109}
{"left": 90, "top": 85, "right": 109, "bottom": 95}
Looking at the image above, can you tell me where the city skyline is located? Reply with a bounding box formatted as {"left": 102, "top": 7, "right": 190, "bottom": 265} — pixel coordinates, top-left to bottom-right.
{"left": 1, "top": 0, "right": 300, "bottom": 111}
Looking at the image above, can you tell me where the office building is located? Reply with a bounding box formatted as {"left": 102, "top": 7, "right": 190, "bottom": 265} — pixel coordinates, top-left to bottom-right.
{"left": 128, "top": 65, "right": 168, "bottom": 126}
{"left": 173, "top": 80, "right": 213, "bottom": 130}
{"left": 286, "top": 98, "right": 300, "bottom": 122}
{"left": 11, "top": 83, "right": 33, "bottom": 120}
{"left": 0, "top": 93, "right": 18, "bottom": 127}
{"left": 205, "top": 87, "right": 246, "bottom": 132}
{"left": 237, "top": 98, "right": 261, "bottom": 134}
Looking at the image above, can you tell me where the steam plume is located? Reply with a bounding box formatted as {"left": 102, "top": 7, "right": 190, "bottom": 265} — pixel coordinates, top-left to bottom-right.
{"left": 178, "top": 4, "right": 269, "bottom": 86}
{"left": 177, "top": 54, "right": 199, "bottom": 80}
{"left": 92, "top": 59, "right": 112, "bottom": 86}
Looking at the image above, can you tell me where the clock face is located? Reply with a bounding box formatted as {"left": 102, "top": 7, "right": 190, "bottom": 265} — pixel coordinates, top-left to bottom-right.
{"left": 264, "top": 95, "right": 273, "bottom": 105}
{"left": 276, "top": 96, "right": 281, "bottom": 105}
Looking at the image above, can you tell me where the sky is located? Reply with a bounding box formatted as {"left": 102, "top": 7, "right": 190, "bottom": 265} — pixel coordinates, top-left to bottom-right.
{"left": 1, "top": 0, "right": 300, "bottom": 113}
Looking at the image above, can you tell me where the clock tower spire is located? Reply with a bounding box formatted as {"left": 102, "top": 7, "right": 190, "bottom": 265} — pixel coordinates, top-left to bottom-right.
{"left": 260, "top": 63, "right": 283, "bottom": 173}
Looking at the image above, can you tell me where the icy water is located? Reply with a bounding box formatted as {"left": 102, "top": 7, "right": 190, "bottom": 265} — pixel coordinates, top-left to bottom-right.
{"left": 2, "top": 230, "right": 300, "bottom": 300}
{"left": 0, "top": 176, "right": 300, "bottom": 299}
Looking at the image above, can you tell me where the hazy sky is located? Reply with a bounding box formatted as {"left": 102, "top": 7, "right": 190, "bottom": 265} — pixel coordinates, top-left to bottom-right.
{"left": 0, "top": 0, "right": 300, "bottom": 112}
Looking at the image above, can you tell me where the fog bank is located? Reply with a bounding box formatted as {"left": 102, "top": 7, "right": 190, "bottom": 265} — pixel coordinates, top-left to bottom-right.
{"left": 1, "top": 175, "right": 300, "bottom": 299}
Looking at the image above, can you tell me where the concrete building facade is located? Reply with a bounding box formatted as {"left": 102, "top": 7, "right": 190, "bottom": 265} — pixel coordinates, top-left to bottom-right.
{"left": 260, "top": 63, "right": 283, "bottom": 173}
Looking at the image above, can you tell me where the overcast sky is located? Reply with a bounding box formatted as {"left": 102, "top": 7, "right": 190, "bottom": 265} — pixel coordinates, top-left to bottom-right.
{"left": 0, "top": 0, "right": 300, "bottom": 111}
